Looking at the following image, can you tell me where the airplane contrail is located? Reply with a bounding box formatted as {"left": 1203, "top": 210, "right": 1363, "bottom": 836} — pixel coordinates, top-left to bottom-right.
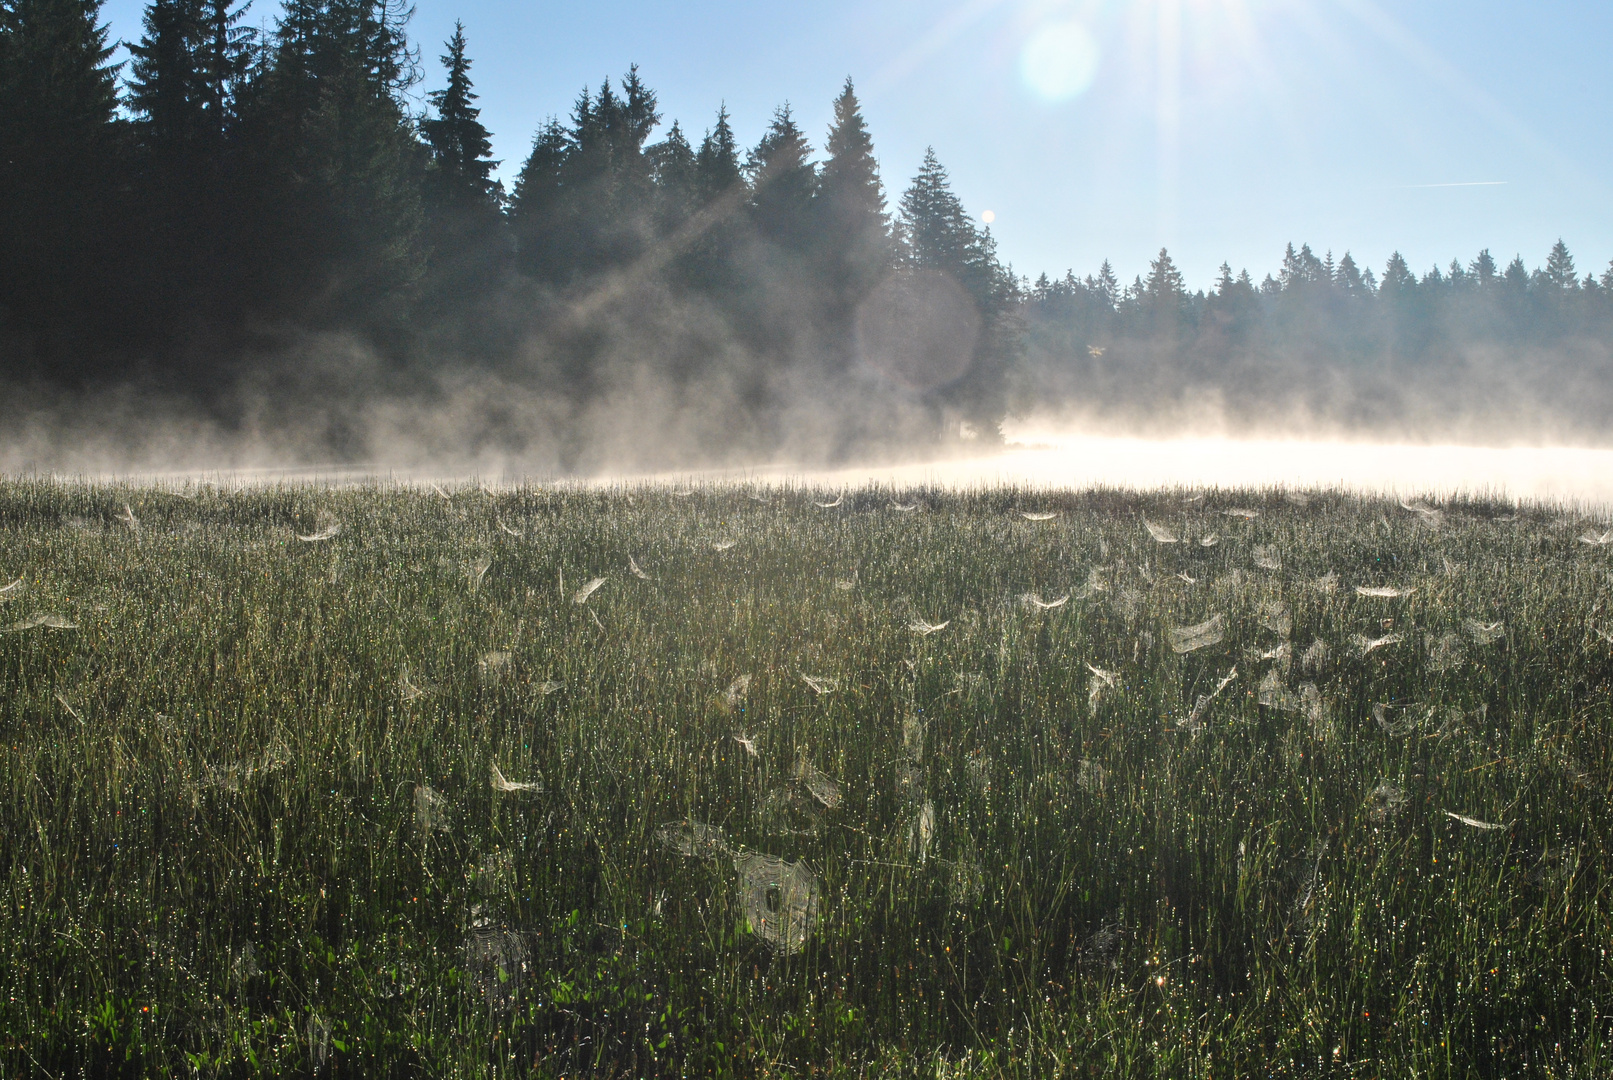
{"left": 1397, "top": 181, "right": 1507, "bottom": 189}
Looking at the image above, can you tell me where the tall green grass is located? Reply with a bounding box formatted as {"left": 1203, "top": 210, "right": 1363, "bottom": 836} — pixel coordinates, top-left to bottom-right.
{"left": 1, "top": 480, "right": 1609, "bottom": 1077}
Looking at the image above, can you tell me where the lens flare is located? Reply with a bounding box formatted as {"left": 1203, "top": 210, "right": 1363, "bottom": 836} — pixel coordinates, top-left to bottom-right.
{"left": 1020, "top": 21, "right": 1101, "bottom": 102}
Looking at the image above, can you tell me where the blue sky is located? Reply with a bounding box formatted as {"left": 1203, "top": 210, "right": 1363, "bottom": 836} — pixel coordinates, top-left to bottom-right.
{"left": 96, "top": 0, "right": 1613, "bottom": 291}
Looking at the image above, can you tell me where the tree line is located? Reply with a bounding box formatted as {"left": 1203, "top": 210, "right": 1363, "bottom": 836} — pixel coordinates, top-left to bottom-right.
{"left": 1017, "top": 240, "right": 1613, "bottom": 440}
{"left": 0, "top": 0, "right": 1018, "bottom": 458}
{"left": 2, "top": 0, "right": 1610, "bottom": 458}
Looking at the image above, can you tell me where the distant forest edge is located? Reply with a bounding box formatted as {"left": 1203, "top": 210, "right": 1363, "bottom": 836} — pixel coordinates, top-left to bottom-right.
{"left": 4, "top": 0, "right": 1613, "bottom": 470}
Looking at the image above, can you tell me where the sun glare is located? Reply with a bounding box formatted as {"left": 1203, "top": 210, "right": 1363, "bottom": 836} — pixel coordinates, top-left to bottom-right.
{"left": 1020, "top": 20, "right": 1102, "bottom": 102}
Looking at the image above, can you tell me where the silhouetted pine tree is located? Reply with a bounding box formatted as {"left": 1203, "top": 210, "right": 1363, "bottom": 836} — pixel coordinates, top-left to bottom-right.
{"left": 128, "top": 0, "right": 208, "bottom": 149}
{"left": 415, "top": 21, "right": 508, "bottom": 316}
{"left": 422, "top": 22, "right": 498, "bottom": 208}
{"left": 1544, "top": 238, "right": 1577, "bottom": 290}
{"left": 681, "top": 105, "right": 744, "bottom": 290}
{"left": 896, "top": 146, "right": 1016, "bottom": 432}
{"left": 815, "top": 78, "right": 891, "bottom": 310}
{"left": 124, "top": 0, "right": 254, "bottom": 346}
{"left": 746, "top": 105, "right": 815, "bottom": 252}
{"left": 695, "top": 105, "right": 742, "bottom": 205}
{"left": 235, "top": 0, "right": 426, "bottom": 320}
{"left": 509, "top": 118, "right": 569, "bottom": 282}
{"left": 646, "top": 119, "right": 697, "bottom": 236}
{"left": 0, "top": 0, "right": 125, "bottom": 363}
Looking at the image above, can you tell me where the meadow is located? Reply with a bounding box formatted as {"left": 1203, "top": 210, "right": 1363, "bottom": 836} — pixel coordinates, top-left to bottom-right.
{"left": 1, "top": 479, "right": 1610, "bottom": 1077}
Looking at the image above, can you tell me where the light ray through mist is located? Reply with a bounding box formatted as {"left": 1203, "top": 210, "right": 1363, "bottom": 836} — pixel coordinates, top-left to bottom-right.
{"left": 1155, "top": 0, "right": 1181, "bottom": 245}
{"left": 865, "top": 0, "right": 1015, "bottom": 94}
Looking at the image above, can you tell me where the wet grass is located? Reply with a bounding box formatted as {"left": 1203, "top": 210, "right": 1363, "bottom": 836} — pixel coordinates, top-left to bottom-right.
{"left": 1, "top": 480, "right": 1611, "bottom": 1077}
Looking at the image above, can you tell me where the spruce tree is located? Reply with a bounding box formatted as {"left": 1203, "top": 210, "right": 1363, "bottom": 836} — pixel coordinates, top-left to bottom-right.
{"left": 236, "top": 0, "right": 426, "bottom": 318}
{"left": 647, "top": 119, "right": 696, "bottom": 233}
{"left": 746, "top": 104, "right": 815, "bottom": 251}
{"left": 421, "top": 22, "right": 498, "bottom": 207}
{"left": 1336, "top": 252, "right": 1366, "bottom": 292}
{"left": 1544, "top": 239, "right": 1577, "bottom": 290}
{"left": 509, "top": 117, "right": 570, "bottom": 282}
{"left": 1468, "top": 248, "right": 1498, "bottom": 286}
{"left": 815, "top": 78, "right": 890, "bottom": 292}
{"left": 128, "top": 0, "right": 207, "bottom": 150}
{"left": 0, "top": 0, "right": 124, "bottom": 348}
{"left": 695, "top": 105, "right": 742, "bottom": 205}
{"left": 899, "top": 148, "right": 977, "bottom": 275}
{"left": 1089, "top": 260, "right": 1119, "bottom": 309}
{"left": 1381, "top": 252, "right": 1416, "bottom": 293}
{"left": 1144, "top": 248, "right": 1185, "bottom": 299}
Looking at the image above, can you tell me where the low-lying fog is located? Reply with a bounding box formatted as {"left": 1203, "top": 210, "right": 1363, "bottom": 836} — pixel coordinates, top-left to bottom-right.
{"left": 74, "top": 421, "right": 1613, "bottom": 510}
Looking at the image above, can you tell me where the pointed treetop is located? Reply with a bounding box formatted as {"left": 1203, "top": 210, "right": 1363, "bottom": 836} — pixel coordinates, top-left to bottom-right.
{"left": 696, "top": 103, "right": 742, "bottom": 201}
{"left": 422, "top": 20, "right": 499, "bottom": 203}
{"left": 1544, "top": 238, "right": 1577, "bottom": 289}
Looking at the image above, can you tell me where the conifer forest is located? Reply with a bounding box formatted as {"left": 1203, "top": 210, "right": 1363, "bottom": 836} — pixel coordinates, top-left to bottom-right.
{"left": 5, "top": 0, "right": 1613, "bottom": 464}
